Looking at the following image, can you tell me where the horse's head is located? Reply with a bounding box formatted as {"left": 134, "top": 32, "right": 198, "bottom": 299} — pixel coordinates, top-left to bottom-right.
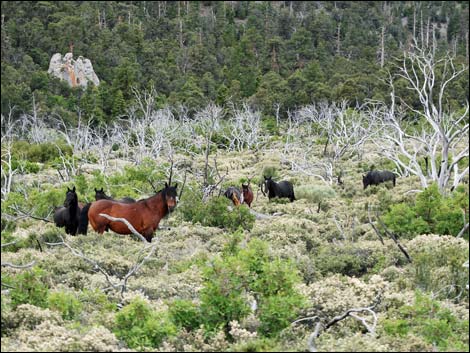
{"left": 263, "top": 176, "right": 274, "bottom": 194}
{"left": 65, "top": 186, "right": 78, "bottom": 208}
{"left": 94, "top": 187, "right": 109, "bottom": 200}
{"left": 163, "top": 182, "right": 178, "bottom": 212}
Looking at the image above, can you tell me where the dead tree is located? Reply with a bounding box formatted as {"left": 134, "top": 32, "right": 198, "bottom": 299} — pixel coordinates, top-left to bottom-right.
{"left": 194, "top": 103, "right": 223, "bottom": 187}
{"left": 377, "top": 38, "right": 469, "bottom": 193}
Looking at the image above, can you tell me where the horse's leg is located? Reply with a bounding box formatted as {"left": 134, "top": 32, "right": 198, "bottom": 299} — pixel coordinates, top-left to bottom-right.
{"left": 89, "top": 215, "right": 107, "bottom": 234}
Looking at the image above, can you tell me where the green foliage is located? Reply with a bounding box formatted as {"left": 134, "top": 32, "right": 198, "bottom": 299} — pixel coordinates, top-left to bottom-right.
{"left": 11, "top": 141, "right": 72, "bottom": 163}
{"left": 384, "top": 183, "right": 469, "bottom": 238}
{"left": 383, "top": 291, "right": 469, "bottom": 351}
{"left": 168, "top": 299, "right": 202, "bottom": 331}
{"left": 315, "top": 244, "right": 383, "bottom": 277}
{"left": 47, "top": 291, "right": 82, "bottom": 320}
{"left": 11, "top": 158, "right": 41, "bottom": 174}
{"left": 178, "top": 191, "right": 255, "bottom": 231}
{"left": 1, "top": 217, "right": 17, "bottom": 237}
{"left": 2, "top": 187, "right": 66, "bottom": 219}
{"left": 296, "top": 185, "right": 336, "bottom": 212}
{"left": 5, "top": 268, "right": 49, "bottom": 309}
{"left": 383, "top": 203, "right": 430, "bottom": 238}
{"left": 409, "top": 235, "right": 468, "bottom": 300}
{"left": 261, "top": 166, "right": 279, "bottom": 180}
{"left": 114, "top": 298, "right": 176, "bottom": 349}
{"left": 200, "top": 238, "right": 306, "bottom": 336}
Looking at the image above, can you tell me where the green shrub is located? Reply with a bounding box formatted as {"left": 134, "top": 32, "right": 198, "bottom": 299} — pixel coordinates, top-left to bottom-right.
{"left": 262, "top": 115, "right": 279, "bottom": 135}
{"left": 1, "top": 217, "right": 17, "bottom": 237}
{"left": 200, "top": 256, "right": 252, "bottom": 333}
{"left": 47, "top": 291, "right": 82, "bottom": 320}
{"left": 383, "top": 183, "right": 469, "bottom": 238}
{"left": 115, "top": 298, "right": 176, "bottom": 349}
{"left": 179, "top": 192, "right": 255, "bottom": 231}
{"left": 382, "top": 291, "right": 469, "bottom": 351}
{"left": 383, "top": 203, "right": 430, "bottom": 238}
{"left": 11, "top": 140, "right": 72, "bottom": 163}
{"left": 315, "top": 245, "right": 382, "bottom": 277}
{"left": 11, "top": 158, "right": 41, "bottom": 173}
{"left": 200, "top": 239, "right": 306, "bottom": 337}
{"left": 5, "top": 268, "right": 49, "bottom": 308}
{"left": 168, "top": 299, "right": 202, "bottom": 331}
{"left": 254, "top": 260, "right": 306, "bottom": 336}
{"left": 408, "top": 235, "right": 469, "bottom": 300}
{"left": 261, "top": 166, "right": 279, "bottom": 179}
{"left": 79, "top": 289, "right": 116, "bottom": 314}
{"left": 296, "top": 185, "right": 336, "bottom": 212}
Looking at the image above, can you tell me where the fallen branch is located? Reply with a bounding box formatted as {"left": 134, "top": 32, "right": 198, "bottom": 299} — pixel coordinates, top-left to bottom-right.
{"left": 367, "top": 204, "right": 384, "bottom": 245}
{"left": 98, "top": 213, "right": 148, "bottom": 243}
{"left": 46, "top": 233, "right": 158, "bottom": 297}
{"left": 1, "top": 261, "right": 36, "bottom": 269}
{"left": 1, "top": 241, "right": 18, "bottom": 248}
{"left": 8, "top": 203, "right": 53, "bottom": 223}
{"left": 293, "top": 295, "right": 381, "bottom": 352}
{"left": 457, "top": 222, "right": 469, "bottom": 238}
{"left": 375, "top": 210, "right": 412, "bottom": 263}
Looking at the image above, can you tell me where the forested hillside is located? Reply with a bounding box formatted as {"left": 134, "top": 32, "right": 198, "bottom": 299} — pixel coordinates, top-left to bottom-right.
{"left": 1, "top": 1, "right": 469, "bottom": 122}
{"left": 1, "top": 1, "right": 469, "bottom": 352}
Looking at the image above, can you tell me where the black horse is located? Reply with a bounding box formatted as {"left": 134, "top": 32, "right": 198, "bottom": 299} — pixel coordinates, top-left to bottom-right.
{"left": 362, "top": 170, "right": 396, "bottom": 189}
{"left": 224, "top": 186, "right": 242, "bottom": 206}
{"left": 94, "top": 188, "right": 135, "bottom": 203}
{"left": 262, "top": 176, "right": 295, "bottom": 202}
{"left": 54, "top": 186, "right": 80, "bottom": 235}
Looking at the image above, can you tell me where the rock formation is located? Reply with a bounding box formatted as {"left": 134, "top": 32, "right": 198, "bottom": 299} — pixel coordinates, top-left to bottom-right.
{"left": 48, "top": 52, "right": 100, "bottom": 88}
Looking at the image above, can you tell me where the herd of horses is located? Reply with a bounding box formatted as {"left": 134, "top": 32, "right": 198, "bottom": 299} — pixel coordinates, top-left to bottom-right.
{"left": 53, "top": 170, "right": 396, "bottom": 241}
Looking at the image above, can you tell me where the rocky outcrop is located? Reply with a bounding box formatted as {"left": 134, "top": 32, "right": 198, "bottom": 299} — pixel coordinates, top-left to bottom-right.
{"left": 48, "top": 52, "right": 100, "bottom": 88}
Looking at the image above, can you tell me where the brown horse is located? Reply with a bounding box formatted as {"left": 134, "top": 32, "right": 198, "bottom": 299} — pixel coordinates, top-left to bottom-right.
{"left": 82, "top": 183, "right": 178, "bottom": 241}
{"left": 241, "top": 184, "right": 254, "bottom": 207}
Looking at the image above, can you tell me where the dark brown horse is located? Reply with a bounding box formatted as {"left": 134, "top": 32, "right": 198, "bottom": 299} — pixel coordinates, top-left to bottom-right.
{"left": 94, "top": 188, "right": 136, "bottom": 203}
{"left": 82, "top": 183, "right": 178, "bottom": 241}
{"left": 241, "top": 183, "right": 254, "bottom": 207}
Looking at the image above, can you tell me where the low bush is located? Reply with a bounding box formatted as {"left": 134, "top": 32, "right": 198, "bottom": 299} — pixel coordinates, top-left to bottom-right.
{"left": 178, "top": 191, "right": 255, "bottom": 231}
{"left": 4, "top": 268, "right": 50, "bottom": 309}
{"left": 314, "top": 244, "right": 383, "bottom": 277}
{"left": 200, "top": 238, "right": 306, "bottom": 337}
{"left": 296, "top": 184, "right": 336, "bottom": 212}
{"left": 407, "top": 234, "right": 469, "bottom": 301}
{"left": 47, "top": 290, "right": 83, "bottom": 320}
{"left": 384, "top": 184, "right": 469, "bottom": 238}
{"left": 11, "top": 140, "right": 72, "bottom": 163}
{"left": 382, "top": 291, "right": 469, "bottom": 351}
{"left": 168, "top": 299, "right": 202, "bottom": 331}
{"left": 114, "top": 298, "right": 176, "bottom": 349}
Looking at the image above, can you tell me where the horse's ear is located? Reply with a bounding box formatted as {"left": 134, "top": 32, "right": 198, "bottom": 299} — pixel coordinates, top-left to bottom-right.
{"left": 94, "top": 188, "right": 98, "bottom": 192}
{"left": 67, "top": 187, "right": 71, "bottom": 192}
{"left": 264, "top": 176, "right": 267, "bottom": 180}
{"left": 72, "top": 186, "right": 76, "bottom": 192}
{"left": 165, "top": 182, "right": 169, "bottom": 188}
{"left": 174, "top": 183, "right": 178, "bottom": 188}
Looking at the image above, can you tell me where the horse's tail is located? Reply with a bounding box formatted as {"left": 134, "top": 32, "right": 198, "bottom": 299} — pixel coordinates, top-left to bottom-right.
{"left": 78, "top": 203, "right": 92, "bottom": 235}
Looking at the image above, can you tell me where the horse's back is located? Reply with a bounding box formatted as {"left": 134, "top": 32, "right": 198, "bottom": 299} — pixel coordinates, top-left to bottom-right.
{"left": 278, "top": 180, "right": 295, "bottom": 201}
{"left": 278, "top": 180, "right": 294, "bottom": 193}
{"left": 88, "top": 199, "right": 144, "bottom": 234}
